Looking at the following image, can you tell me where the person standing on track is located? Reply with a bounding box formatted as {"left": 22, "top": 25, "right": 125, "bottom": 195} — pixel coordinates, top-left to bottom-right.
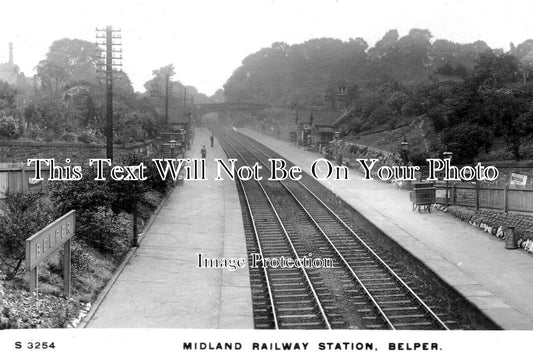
{"left": 210, "top": 134, "right": 214, "bottom": 148}
{"left": 201, "top": 145, "right": 207, "bottom": 159}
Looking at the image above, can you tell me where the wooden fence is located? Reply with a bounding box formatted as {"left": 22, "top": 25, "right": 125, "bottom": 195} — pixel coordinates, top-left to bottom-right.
{"left": 434, "top": 181, "right": 533, "bottom": 213}
{"left": 0, "top": 163, "right": 52, "bottom": 198}
{"left": 0, "top": 139, "right": 162, "bottom": 199}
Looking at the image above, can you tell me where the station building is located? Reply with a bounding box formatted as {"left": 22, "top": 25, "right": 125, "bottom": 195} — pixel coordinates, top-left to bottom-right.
{"left": 160, "top": 107, "right": 195, "bottom": 156}
{"left": 295, "top": 110, "right": 339, "bottom": 151}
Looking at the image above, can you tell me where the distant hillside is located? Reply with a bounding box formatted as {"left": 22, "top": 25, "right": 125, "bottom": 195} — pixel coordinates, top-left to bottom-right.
{"left": 224, "top": 29, "right": 533, "bottom": 164}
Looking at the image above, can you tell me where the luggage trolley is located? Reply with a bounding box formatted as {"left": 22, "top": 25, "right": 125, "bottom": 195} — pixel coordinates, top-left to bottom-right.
{"left": 410, "top": 182, "right": 436, "bottom": 213}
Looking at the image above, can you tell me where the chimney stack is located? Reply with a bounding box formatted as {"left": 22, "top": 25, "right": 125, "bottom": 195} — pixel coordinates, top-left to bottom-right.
{"left": 8, "top": 42, "right": 13, "bottom": 65}
{"left": 337, "top": 86, "right": 347, "bottom": 111}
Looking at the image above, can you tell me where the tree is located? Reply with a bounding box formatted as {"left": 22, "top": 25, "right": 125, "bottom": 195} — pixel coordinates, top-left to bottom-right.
{"left": 113, "top": 70, "right": 136, "bottom": 104}
{"left": 442, "top": 123, "right": 491, "bottom": 163}
{"left": 210, "top": 88, "right": 225, "bottom": 102}
{"left": 482, "top": 86, "right": 532, "bottom": 160}
{"left": 36, "top": 39, "right": 100, "bottom": 94}
{"left": 0, "top": 81, "right": 17, "bottom": 111}
{"left": 144, "top": 64, "right": 175, "bottom": 98}
{"left": 473, "top": 51, "right": 521, "bottom": 88}
{"left": 368, "top": 29, "right": 399, "bottom": 60}
{"left": 0, "top": 82, "right": 24, "bottom": 139}
{"left": 513, "top": 40, "right": 533, "bottom": 82}
{"left": 395, "top": 29, "right": 433, "bottom": 80}
{"left": 432, "top": 39, "right": 489, "bottom": 72}
{"left": 225, "top": 37, "right": 369, "bottom": 107}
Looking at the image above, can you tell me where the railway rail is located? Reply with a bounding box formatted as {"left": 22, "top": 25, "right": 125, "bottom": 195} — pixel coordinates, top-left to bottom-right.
{"left": 219, "top": 131, "right": 343, "bottom": 329}
{"left": 214, "top": 126, "right": 453, "bottom": 330}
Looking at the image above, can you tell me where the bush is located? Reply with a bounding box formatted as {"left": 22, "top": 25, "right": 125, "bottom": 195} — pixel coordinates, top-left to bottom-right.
{"left": 51, "top": 300, "right": 78, "bottom": 328}
{"left": 62, "top": 132, "right": 76, "bottom": 142}
{"left": 0, "top": 193, "right": 54, "bottom": 280}
{"left": 77, "top": 129, "right": 97, "bottom": 144}
{"left": 77, "top": 133, "right": 91, "bottom": 143}
{"left": 49, "top": 241, "right": 93, "bottom": 275}
{"left": 44, "top": 131, "right": 55, "bottom": 142}
{"left": 0, "top": 114, "right": 23, "bottom": 139}
{"left": 115, "top": 151, "right": 171, "bottom": 195}
{"left": 409, "top": 151, "right": 429, "bottom": 166}
{"left": 145, "top": 158, "right": 172, "bottom": 194}
{"left": 49, "top": 169, "right": 133, "bottom": 256}
{"left": 77, "top": 207, "right": 130, "bottom": 258}
{"left": 49, "top": 153, "right": 169, "bottom": 257}
{"left": 388, "top": 118, "right": 398, "bottom": 130}
{"left": 1, "top": 288, "right": 83, "bottom": 328}
{"left": 0, "top": 282, "right": 7, "bottom": 328}
{"left": 70, "top": 242, "right": 93, "bottom": 273}
{"left": 371, "top": 105, "right": 393, "bottom": 125}
{"left": 428, "top": 104, "right": 449, "bottom": 132}
{"left": 49, "top": 168, "right": 113, "bottom": 215}
{"left": 107, "top": 152, "right": 150, "bottom": 214}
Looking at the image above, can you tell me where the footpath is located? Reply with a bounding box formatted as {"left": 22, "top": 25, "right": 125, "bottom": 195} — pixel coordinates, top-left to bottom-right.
{"left": 240, "top": 128, "right": 533, "bottom": 330}
{"left": 85, "top": 127, "right": 253, "bottom": 328}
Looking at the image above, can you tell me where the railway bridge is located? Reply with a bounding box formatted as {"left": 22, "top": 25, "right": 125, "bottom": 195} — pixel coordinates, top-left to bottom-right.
{"left": 193, "top": 102, "right": 274, "bottom": 122}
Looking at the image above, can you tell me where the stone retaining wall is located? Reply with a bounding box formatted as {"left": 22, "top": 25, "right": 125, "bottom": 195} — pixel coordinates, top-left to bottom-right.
{"left": 436, "top": 204, "right": 533, "bottom": 254}
{"left": 0, "top": 139, "right": 161, "bottom": 164}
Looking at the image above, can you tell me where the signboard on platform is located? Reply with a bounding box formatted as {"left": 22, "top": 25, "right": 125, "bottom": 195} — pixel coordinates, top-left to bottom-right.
{"left": 510, "top": 173, "right": 527, "bottom": 186}
{"left": 436, "top": 189, "right": 447, "bottom": 199}
{"left": 25, "top": 210, "right": 76, "bottom": 296}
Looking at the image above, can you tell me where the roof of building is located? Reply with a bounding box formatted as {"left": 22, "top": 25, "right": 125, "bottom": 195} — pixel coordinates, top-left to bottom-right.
{"left": 317, "top": 126, "right": 334, "bottom": 133}
{"left": 298, "top": 110, "right": 340, "bottom": 126}
{"left": 331, "top": 109, "right": 356, "bottom": 128}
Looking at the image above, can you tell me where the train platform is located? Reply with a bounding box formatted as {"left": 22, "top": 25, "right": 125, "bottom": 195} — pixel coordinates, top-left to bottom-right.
{"left": 239, "top": 128, "right": 533, "bottom": 330}
{"left": 85, "top": 127, "right": 253, "bottom": 328}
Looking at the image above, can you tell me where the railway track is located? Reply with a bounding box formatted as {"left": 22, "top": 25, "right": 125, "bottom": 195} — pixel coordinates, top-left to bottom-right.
{"left": 214, "top": 126, "right": 452, "bottom": 330}
{"left": 220, "top": 133, "right": 344, "bottom": 329}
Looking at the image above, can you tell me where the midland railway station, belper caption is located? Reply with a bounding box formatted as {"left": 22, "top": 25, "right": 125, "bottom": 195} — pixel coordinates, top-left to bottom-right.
{"left": 182, "top": 341, "right": 440, "bottom": 351}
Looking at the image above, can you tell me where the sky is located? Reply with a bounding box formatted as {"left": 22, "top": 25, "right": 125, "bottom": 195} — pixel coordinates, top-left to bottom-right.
{"left": 1, "top": 0, "right": 533, "bottom": 96}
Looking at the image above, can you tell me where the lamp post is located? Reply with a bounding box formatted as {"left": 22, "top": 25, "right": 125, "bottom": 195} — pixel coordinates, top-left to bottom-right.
{"left": 169, "top": 139, "right": 177, "bottom": 157}
{"left": 443, "top": 151, "right": 453, "bottom": 206}
{"left": 291, "top": 125, "right": 298, "bottom": 146}
{"left": 400, "top": 138, "right": 409, "bottom": 165}
{"left": 132, "top": 200, "right": 139, "bottom": 247}
{"left": 334, "top": 131, "right": 341, "bottom": 165}
{"left": 186, "top": 112, "right": 192, "bottom": 150}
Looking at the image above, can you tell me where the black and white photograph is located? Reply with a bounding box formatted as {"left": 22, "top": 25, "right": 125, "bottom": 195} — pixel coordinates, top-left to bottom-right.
{"left": 1, "top": 0, "right": 533, "bottom": 354}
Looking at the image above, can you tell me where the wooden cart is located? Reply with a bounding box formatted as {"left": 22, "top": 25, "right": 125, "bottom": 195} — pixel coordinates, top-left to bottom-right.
{"left": 410, "top": 182, "right": 436, "bottom": 213}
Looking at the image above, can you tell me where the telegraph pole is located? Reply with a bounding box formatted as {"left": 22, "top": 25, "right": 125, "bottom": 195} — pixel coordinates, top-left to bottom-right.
{"left": 165, "top": 74, "right": 170, "bottom": 126}
{"left": 96, "top": 26, "right": 122, "bottom": 161}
